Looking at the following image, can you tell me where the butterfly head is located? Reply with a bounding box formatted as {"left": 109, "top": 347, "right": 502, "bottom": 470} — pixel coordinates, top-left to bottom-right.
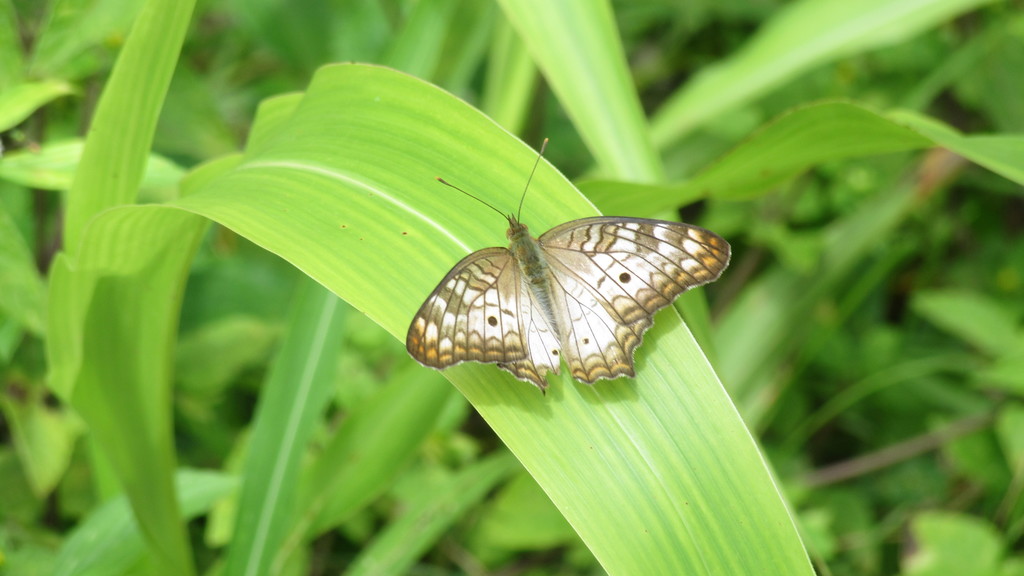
{"left": 505, "top": 214, "right": 529, "bottom": 240}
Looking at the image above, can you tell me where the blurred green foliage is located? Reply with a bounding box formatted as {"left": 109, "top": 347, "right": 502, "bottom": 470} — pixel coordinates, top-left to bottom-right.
{"left": 1, "top": 0, "right": 1023, "bottom": 575}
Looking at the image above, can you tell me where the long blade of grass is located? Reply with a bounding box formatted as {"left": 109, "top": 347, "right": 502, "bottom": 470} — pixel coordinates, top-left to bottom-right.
{"left": 888, "top": 110, "right": 1024, "bottom": 186}
{"left": 61, "top": 0, "right": 192, "bottom": 252}
{"left": 497, "top": 0, "right": 662, "bottom": 181}
{"left": 651, "top": 0, "right": 996, "bottom": 147}
{"left": 582, "top": 102, "right": 1023, "bottom": 218}
{"left": 45, "top": 0, "right": 199, "bottom": 571}
{"left": 480, "top": 17, "right": 536, "bottom": 135}
{"left": 583, "top": 102, "right": 932, "bottom": 216}
{"left": 223, "top": 278, "right": 346, "bottom": 576}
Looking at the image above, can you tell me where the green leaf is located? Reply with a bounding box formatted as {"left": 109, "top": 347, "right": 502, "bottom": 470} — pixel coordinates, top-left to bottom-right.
{"left": 0, "top": 200, "right": 46, "bottom": 334}
{"left": 345, "top": 453, "right": 520, "bottom": 576}
{"left": 174, "top": 315, "right": 277, "bottom": 392}
{"left": 296, "top": 366, "right": 457, "bottom": 540}
{"left": 46, "top": 0, "right": 200, "bottom": 572}
{"left": 0, "top": 380, "right": 81, "bottom": 497}
{"left": 382, "top": 0, "right": 458, "bottom": 78}
{"left": 583, "top": 101, "right": 931, "bottom": 216}
{"left": 470, "top": 470, "right": 578, "bottom": 555}
{"left": 979, "top": 353, "right": 1024, "bottom": 395}
{"left": 29, "top": 0, "right": 147, "bottom": 79}
{"left": 584, "top": 102, "right": 1024, "bottom": 221}
{"left": 996, "top": 403, "right": 1024, "bottom": 472}
{"left": 0, "top": 0, "right": 24, "bottom": 89}
{"left": 0, "top": 80, "right": 75, "bottom": 132}
{"left": 912, "top": 290, "right": 1020, "bottom": 357}
{"left": 62, "top": 0, "right": 194, "bottom": 252}
{"left": 56, "top": 207, "right": 207, "bottom": 571}
{"left": 901, "top": 511, "right": 1004, "bottom": 576}
{"left": 889, "top": 110, "right": 1024, "bottom": 186}
{"left": 480, "top": 17, "right": 537, "bottom": 135}
{"left": 651, "top": 0, "right": 997, "bottom": 146}
{"left": 52, "top": 469, "right": 237, "bottom": 576}
{"left": 497, "top": 0, "right": 662, "bottom": 180}
{"left": 0, "top": 139, "right": 184, "bottom": 192}
{"left": 223, "top": 279, "right": 346, "bottom": 576}
{"left": 168, "top": 63, "right": 811, "bottom": 575}
{"left": 245, "top": 93, "right": 305, "bottom": 157}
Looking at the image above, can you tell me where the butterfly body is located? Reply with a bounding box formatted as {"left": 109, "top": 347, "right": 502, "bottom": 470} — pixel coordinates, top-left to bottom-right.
{"left": 507, "top": 217, "right": 561, "bottom": 338}
{"left": 407, "top": 214, "right": 730, "bottom": 390}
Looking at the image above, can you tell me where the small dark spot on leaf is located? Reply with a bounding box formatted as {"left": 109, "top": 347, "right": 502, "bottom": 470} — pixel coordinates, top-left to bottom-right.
{"left": 43, "top": 392, "right": 60, "bottom": 408}
{"left": 402, "top": 231, "right": 408, "bottom": 235}
{"left": 6, "top": 381, "right": 27, "bottom": 402}
{"left": 619, "top": 272, "right": 631, "bottom": 283}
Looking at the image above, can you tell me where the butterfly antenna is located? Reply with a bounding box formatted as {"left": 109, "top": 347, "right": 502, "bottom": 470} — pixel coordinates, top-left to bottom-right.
{"left": 435, "top": 177, "right": 507, "bottom": 219}
{"left": 516, "top": 138, "right": 548, "bottom": 222}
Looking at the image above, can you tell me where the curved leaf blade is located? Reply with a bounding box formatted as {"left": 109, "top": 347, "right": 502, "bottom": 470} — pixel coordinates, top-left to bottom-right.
{"left": 170, "top": 64, "right": 812, "bottom": 574}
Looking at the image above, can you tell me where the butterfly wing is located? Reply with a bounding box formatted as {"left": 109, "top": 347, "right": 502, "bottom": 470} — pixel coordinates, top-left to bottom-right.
{"left": 406, "top": 247, "right": 561, "bottom": 389}
{"left": 538, "top": 217, "right": 731, "bottom": 383}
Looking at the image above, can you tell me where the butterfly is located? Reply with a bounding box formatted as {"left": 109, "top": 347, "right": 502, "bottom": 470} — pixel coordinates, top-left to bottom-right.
{"left": 406, "top": 140, "right": 730, "bottom": 391}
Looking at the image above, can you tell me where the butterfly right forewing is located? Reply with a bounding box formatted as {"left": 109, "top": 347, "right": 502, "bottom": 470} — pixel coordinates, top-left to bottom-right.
{"left": 539, "top": 217, "right": 731, "bottom": 383}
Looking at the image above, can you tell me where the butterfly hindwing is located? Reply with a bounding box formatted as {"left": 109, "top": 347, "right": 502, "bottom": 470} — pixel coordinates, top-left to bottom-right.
{"left": 544, "top": 263, "right": 644, "bottom": 382}
{"left": 494, "top": 273, "right": 562, "bottom": 388}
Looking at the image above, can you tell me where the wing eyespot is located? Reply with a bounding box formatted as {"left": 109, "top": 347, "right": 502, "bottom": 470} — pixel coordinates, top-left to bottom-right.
{"left": 619, "top": 272, "right": 631, "bottom": 283}
{"left": 487, "top": 316, "right": 498, "bottom": 327}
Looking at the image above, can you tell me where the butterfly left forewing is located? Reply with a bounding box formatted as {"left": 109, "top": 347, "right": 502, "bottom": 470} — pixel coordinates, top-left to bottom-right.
{"left": 539, "top": 216, "right": 731, "bottom": 383}
{"left": 407, "top": 248, "right": 525, "bottom": 367}
{"left": 406, "top": 247, "right": 561, "bottom": 389}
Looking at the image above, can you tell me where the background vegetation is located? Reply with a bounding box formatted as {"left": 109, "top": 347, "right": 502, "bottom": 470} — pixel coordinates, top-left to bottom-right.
{"left": 1, "top": 0, "right": 1022, "bottom": 575}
